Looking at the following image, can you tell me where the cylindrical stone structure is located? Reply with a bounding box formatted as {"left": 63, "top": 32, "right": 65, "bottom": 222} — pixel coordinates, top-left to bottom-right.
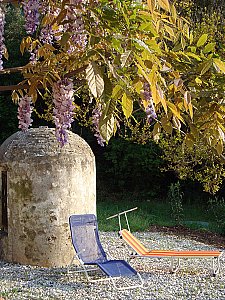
{"left": 0, "top": 127, "right": 96, "bottom": 267}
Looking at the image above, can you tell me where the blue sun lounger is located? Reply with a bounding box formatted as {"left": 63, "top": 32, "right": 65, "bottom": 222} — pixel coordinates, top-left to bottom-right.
{"left": 68, "top": 214, "right": 143, "bottom": 290}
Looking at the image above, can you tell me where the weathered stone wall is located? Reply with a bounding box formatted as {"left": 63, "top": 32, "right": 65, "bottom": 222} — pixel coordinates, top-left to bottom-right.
{"left": 0, "top": 127, "right": 96, "bottom": 267}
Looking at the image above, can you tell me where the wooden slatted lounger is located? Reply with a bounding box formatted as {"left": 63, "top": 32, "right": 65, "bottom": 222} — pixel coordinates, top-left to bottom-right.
{"left": 120, "top": 229, "right": 223, "bottom": 275}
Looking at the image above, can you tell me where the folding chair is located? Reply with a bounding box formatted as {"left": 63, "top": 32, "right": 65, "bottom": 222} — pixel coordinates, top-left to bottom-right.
{"left": 107, "top": 208, "right": 223, "bottom": 275}
{"left": 68, "top": 214, "right": 144, "bottom": 290}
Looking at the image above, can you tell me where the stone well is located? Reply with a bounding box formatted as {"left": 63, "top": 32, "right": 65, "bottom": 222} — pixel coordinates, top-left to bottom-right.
{"left": 0, "top": 127, "right": 96, "bottom": 267}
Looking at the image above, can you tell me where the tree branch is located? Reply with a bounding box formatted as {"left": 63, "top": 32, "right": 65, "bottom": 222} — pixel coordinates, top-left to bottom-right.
{"left": 0, "top": 64, "right": 88, "bottom": 91}
{"left": 0, "top": 66, "right": 28, "bottom": 74}
{"left": 0, "top": 83, "right": 29, "bottom": 92}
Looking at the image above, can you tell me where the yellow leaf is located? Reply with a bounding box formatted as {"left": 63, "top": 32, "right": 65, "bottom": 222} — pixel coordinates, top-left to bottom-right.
{"left": 170, "top": 4, "right": 177, "bottom": 22}
{"left": 216, "top": 140, "right": 223, "bottom": 156}
{"left": 151, "top": 85, "right": 159, "bottom": 105}
{"left": 164, "top": 25, "right": 175, "bottom": 37}
{"left": 3, "top": 47, "right": 8, "bottom": 60}
{"left": 122, "top": 92, "right": 133, "bottom": 119}
{"left": 135, "top": 61, "right": 151, "bottom": 86}
{"left": 161, "top": 116, "right": 172, "bottom": 134}
{"left": 188, "top": 103, "right": 193, "bottom": 120}
{"left": 167, "top": 102, "right": 185, "bottom": 123}
{"left": 195, "top": 77, "right": 202, "bottom": 84}
{"left": 112, "top": 85, "right": 122, "bottom": 98}
{"left": 147, "top": 0, "right": 156, "bottom": 12}
{"left": 199, "top": 59, "right": 212, "bottom": 75}
{"left": 20, "top": 39, "right": 25, "bottom": 55}
{"left": 213, "top": 58, "right": 225, "bottom": 73}
{"left": 159, "top": 90, "right": 167, "bottom": 114}
{"left": 133, "top": 80, "right": 142, "bottom": 94}
{"left": 153, "top": 122, "right": 161, "bottom": 141}
{"left": 172, "top": 116, "right": 181, "bottom": 130}
{"left": 11, "top": 90, "right": 20, "bottom": 103}
{"left": 158, "top": 0, "right": 170, "bottom": 12}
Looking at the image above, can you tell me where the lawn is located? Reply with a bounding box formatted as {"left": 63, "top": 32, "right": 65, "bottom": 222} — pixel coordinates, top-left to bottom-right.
{"left": 96, "top": 192, "right": 225, "bottom": 235}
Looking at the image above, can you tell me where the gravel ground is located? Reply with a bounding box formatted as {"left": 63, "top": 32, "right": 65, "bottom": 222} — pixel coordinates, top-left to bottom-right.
{"left": 0, "top": 231, "right": 225, "bottom": 300}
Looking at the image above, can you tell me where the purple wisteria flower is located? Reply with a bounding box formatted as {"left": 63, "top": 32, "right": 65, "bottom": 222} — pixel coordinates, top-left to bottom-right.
{"left": 143, "top": 82, "right": 157, "bottom": 123}
{"left": 65, "top": 2, "right": 87, "bottom": 53}
{"left": 52, "top": 78, "right": 75, "bottom": 147}
{"left": 22, "top": 0, "right": 40, "bottom": 35}
{"left": 29, "top": 7, "right": 63, "bottom": 63}
{"left": 92, "top": 105, "right": 105, "bottom": 146}
{"left": 146, "top": 101, "right": 157, "bottom": 123}
{"left": 18, "top": 95, "right": 33, "bottom": 131}
{"left": 39, "top": 7, "right": 63, "bottom": 44}
{"left": 0, "top": 3, "right": 5, "bottom": 70}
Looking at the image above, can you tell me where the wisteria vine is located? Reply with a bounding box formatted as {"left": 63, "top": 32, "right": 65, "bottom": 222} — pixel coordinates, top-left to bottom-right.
{"left": 18, "top": 95, "right": 33, "bottom": 131}
{"left": 52, "top": 78, "right": 75, "bottom": 147}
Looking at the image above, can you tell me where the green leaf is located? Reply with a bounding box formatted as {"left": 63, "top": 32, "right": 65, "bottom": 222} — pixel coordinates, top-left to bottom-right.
{"left": 86, "top": 62, "right": 104, "bottom": 98}
{"left": 196, "top": 34, "right": 208, "bottom": 47}
{"left": 186, "top": 52, "right": 201, "bottom": 61}
{"left": 111, "top": 37, "right": 123, "bottom": 53}
{"left": 122, "top": 92, "right": 133, "bottom": 119}
{"left": 203, "top": 42, "right": 216, "bottom": 54}
{"left": 198, "top": 59, "right": 212, "bottom": 75}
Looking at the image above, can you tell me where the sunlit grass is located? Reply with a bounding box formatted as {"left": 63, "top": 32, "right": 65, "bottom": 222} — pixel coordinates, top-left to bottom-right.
{"left": 96, "top": 192, "right": 221, "bottom": 234}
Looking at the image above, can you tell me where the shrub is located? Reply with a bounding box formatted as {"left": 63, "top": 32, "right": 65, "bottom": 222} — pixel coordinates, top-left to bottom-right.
{"left": 168, "top": 182, "right": 184, "bottom": 225}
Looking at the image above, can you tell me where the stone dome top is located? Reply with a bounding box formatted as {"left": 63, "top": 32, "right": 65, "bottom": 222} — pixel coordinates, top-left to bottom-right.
{"left": 0, "top": 127, "right": 94, "bottom": 163}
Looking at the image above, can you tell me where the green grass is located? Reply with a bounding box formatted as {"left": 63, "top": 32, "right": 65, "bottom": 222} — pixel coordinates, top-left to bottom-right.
{"left": 96, "top": 192, "right": 225, "bottom": 235}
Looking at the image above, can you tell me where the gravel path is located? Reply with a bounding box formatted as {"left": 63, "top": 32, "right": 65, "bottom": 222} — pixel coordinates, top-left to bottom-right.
{"left": 0, "top": 231, "right": 225, "bottom": 300}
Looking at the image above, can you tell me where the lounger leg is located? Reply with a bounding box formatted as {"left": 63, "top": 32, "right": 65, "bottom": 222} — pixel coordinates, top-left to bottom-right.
{"left": 170, "top": 257, "right": 180, "bottom": 273}
{"left": 67, "top": 256, "right": 75, "bottom": 274}
{"left": 212, "top": 257, "right": 221, "bottom": 276}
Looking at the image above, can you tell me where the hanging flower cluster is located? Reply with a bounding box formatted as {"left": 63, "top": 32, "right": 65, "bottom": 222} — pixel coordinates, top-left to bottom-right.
{"left": 92, "top": 105, "right": 105, "bottom": 146}
{"left": 0, "top": 2, "right": 5, "bottom": 70}
{"left": 52, "top": 78, "right": 75, "bottom": 147}
{"left": 18, "top": 95, "right": 33, "bottom": 131}
{"left": 39, "top": 6, "right": 63, "bottom": 45}
{"left": 65, "top": 1, "right": 87, "bottom": 54}
{"left": 143, "top": 82, "right": 157, "bottom": 123}
{"left": 22, "top": 0, "right": 41, "bottom": 35}
{"left": 28, "top": 7, "right": 63, "bottom": 64}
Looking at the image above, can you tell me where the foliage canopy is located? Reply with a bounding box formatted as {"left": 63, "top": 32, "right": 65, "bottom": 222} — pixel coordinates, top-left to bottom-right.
{"left": 2, "top": 0, "right": 222, "bottom": 154}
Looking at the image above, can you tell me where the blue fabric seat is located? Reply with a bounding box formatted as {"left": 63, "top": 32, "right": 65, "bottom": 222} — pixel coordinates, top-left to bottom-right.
{"left": 68, "top": 214, "right": 143, "bottom": 290}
